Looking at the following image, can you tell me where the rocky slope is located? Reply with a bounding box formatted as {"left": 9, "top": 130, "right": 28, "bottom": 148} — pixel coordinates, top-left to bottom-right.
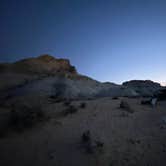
{"left": 0, "top": 55, "right": 77, "bottom": 91}
{"left": 0, "top": 54, "right": 77, "bottom": 75}
{"left": 0, "top": 55, "right": 162, "bottom": 99}
{"left": 123, "top": 80, "right": 161, "bottom": 97}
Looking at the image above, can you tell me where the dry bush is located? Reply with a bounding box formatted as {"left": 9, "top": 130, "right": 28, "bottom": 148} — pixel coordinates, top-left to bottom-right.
{"left": 112, "top": 97, "right": 119, "bottom": 100}
{"left": 63, "top": 100, "right": 71, "bottom": 106}
{"left": 0, "top": 108, "right": 11, "bottom": 137}
{"left": 0, "top": 95, "right": 49, "bottom": 136}
{"left": 0, "top": 104, "right": 46, "bottom": 136}
{"left": 120, "top": 100, "right": 134, "bottom": 113}
{"left": 9, "top": 104, "right": 45, "bottom": 132}
{"left": 64, "top": 105, "right": 78, "bottom": 115}
{"left": 48, "top": 95, "right": 66, "bottom": 103}
{"left": 141, "top": 99, "right": 151, "bottom": 105}
{"left": 81, "top": 130, "right": 104, "bottom": 154}
{"left": 80, "top": 102, "right": 86, "bottom": 108}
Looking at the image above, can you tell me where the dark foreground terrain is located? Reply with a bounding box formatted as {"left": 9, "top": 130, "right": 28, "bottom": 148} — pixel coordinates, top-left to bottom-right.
{"left": 0, "top": 97, "right": 166, "bottom": 166}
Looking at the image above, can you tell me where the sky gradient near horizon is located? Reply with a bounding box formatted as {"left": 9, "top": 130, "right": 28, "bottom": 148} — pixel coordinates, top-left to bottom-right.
{"left": 0, "top": 0, "right": 166, "bottom": 85}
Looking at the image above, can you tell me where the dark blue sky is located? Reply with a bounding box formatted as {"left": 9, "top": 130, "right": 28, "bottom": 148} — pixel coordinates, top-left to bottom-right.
{"left": 1, "top": 0, "right": 166, "bottom": 84}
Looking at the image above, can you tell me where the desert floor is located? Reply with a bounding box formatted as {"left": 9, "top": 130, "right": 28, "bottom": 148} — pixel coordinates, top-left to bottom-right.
{"left": 0, "top": 97, "right": 166, "bottom": 166}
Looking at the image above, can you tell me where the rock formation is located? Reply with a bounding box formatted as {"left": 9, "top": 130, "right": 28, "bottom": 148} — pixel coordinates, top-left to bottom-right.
{"left": 0, "top": 54, "right": 77, "bottom": 75}
{"left": 0, "top": 55, "right": 162, "bottom": 99}
{"left": 122, "top": 80, "right": 161, "bottom": 97}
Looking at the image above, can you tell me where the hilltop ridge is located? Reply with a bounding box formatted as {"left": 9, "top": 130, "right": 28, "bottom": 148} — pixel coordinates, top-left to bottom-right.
{"left": 0, "top": 55, "right": 162, "bottom": 98}
{"left": 0, "top": 54, "right": 77, "bottom": 75}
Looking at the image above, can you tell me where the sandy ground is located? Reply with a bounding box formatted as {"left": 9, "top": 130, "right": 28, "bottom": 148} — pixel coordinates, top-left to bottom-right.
{"left": 0, "top": 97, "right": 166, "bottom": 166}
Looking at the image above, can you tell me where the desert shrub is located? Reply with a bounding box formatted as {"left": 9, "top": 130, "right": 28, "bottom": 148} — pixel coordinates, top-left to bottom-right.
{"left": 127, "top": 138, "right": 141, "bottom": 144}
{"left": 48, "top": 95, "right": 65, "bottom": 103}
{"left": 0, "top": 105, "right": 45, "bottom": 137}
{"left": 0, "top": 109, "right": 11, "bottom": 137}
{"left": 112, "top": 97, "right": 119, "bottom": 100}
{"left": 81, "top": 130, "right": 104, "bottom": 154}
{"left": 80, "top": 102, "right": 86, "bottom": 108}
{"left": 63, "top": 100, "right": 71, "bottom": 106}
{"left": 49, "top": 95, "right": 57, "bottom": 99}
{"left": 10, "top": 105, "right": 45, "bottom": 132}
{"left": 81, "top": 130, "right": 94, "bottom": 153}
{"left": 120, "top": 100, "right": 134, "bottom": 113}
{"left": 64, "top": 105, "right": 78, "bottom": 115}
{"left": 82, "top": 130, "right": 91, "bottom": 143}
{"left": 95, "top": 140, "right": 104, "bottom": 148}
{"left": 156, "top": 89, "right": 166, "bottom": 101}
{"left": 119, "top": 112, "right": 129, "bottom": 117}
{"left": 141, "top": 99, "right": 151, "bottom": 105}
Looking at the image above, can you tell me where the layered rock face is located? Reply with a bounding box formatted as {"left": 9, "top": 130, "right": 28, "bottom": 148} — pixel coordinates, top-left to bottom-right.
{"left": 0, "top": 54, "right": 77, "bottom": 75}
{"left": 0, "top": 55, "right": 77, "bottom": 91}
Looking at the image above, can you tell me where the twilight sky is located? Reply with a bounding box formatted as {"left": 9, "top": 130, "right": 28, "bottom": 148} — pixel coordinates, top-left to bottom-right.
{"left": 0, "top": 0, "right": 166, "bottom": 84}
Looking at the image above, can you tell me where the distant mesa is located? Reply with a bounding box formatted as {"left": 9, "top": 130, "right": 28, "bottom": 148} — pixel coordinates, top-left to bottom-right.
{"left": 122, "top": 80, "right": 161, "bottom": 97}
{"left": 123, "top": 80, "right": 161, "bottom": 88}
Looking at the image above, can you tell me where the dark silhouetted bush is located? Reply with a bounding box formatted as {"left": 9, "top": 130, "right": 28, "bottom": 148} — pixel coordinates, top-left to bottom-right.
{"left": 95, "top": 140, "right": 104, "bottom": 148}
{"left": 80, "top": 102, "right": 86, "bottom": 108}
{"left": 0, "top": 109, "right": 10, "bottom": 137}
{"left": 81, "top": 130, "right": 104, "bottom": 154}
{"left": 141, "top": 99, "right": 151, "bottom": 105}
{"left": 112, "top": 97, "right": 119, "bottom": 100}
{"left": 0, "top": 104, "right": 46, "bottom": 137}
{"left": 64, "top": 105, "right": 78, "bottom": 115}
{"left": 64, "top": 100, "right": 71, "bottom": 106}
{"left": 82, "top": 130, "right": 91, "bottom": 143}
{"left": 48, "top": 95, "right": 65, "bottom": 103}
{"left": 120, "top": 100, "right": 134, "bottom": 113}
{"left": 156, "top": 89, "right": 166, "bottom": 100}
{"left": 81, "top": 130, "right": 94, "bottom": 153}
{"left": 10, "top": 105, "right": 45, "bottom": 132}
{"left": 49, "top": 95, "right": 57, "bottom": 99}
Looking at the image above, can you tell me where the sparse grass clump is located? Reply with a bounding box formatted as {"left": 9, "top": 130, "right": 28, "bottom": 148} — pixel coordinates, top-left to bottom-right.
{"left": 64, "top": 105, "right": 78, "bottom": 116}
{"left": 0, "top": 109, "right": 10, "bottom": 137}
{"left": 49, "top": 95, "right": 57, "bottom": 99}
{"left": 63, "top": 100, "right": 71, "bottom": 106}
{"left": 48, "top": 95, "right": 65, "bottom": 103}
{"left": 141, "top": 99, "right": 151, "bottom": 105}
{"left": 10, "top": 105, "right": 45, "bottom": 131}
{"left": 120, "top": 100, "right": 134, "bottom": 113}
{"left": 80, "top": 102, "right": 86, "bottom": 108}
{"left": 81, "top": 130, "right": 104, "bottom": 154}
{"left": 0, "top": 104, "right": 46, "bottom": 137}
{"left": 112, "top": 97, "right": 119, "bottom": 100}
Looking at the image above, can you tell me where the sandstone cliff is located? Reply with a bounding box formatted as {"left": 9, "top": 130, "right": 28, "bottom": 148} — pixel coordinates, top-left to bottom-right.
{"left": 0, "top": 54, "right": 77, "bottom": 75}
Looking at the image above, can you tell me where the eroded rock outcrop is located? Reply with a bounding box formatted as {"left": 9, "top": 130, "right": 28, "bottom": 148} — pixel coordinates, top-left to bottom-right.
{"left": 0, "top": 55, "right": 77, "bottom": 91}
{"left": 0, "top": 55, "right": 162, "bottom": 99}
{"left": 122, "top": 80, "right": 161, "bottom": 97}
{"left": 0, "top": 54, "right": 77, "bottom": 75}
